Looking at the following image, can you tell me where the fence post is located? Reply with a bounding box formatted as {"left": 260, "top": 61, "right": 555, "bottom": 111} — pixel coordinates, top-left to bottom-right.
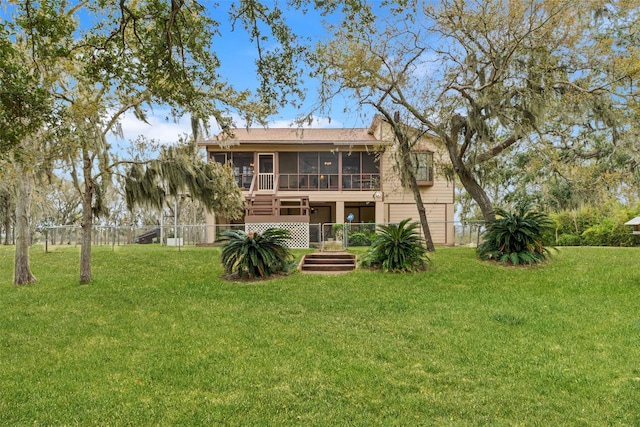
{"left": 461, "top": 223, "right": 466, "bottom": 245}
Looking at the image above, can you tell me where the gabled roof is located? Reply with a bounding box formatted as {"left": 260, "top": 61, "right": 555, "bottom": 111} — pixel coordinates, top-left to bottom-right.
{"left": 624, "top": 217, "right": 640, "bottom": 226}
{"left": 199, "top": 127, "right": 379, "bottom": 146}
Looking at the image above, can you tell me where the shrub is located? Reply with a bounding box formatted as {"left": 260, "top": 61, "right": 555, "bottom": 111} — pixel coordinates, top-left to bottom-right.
{"left": 220, "top": 228, "right": 294, "bottom": 279}
{"left": 477, "top": 207, "right": 554, "bottom": 265}
{"left": 361, "top": 219, "right": 429, "bottom": 272}
{"left": 332, "top": 223, "right": 346, "bottom": 241}
{"left": 556, "top": 234, "right": 581, "bottom": 246}
{"left": 610, "top": 222, "right": 637, "bottom": 247}
{"left": 581, "top": 219, "right": 614, "bottom": 246}
{"left": 332, "top": 223, "right": 376, "bottom": 247}
{"left": 580, "top": 217, "right": 637, "bottom": 247}
{"left": 348, "top": 232, "right": 372, "bottom": 246}
{"left": 551, "top": 211, "right": 578, "bottom": 236}
{"left": 549, "top": 203, "right": 640, "bottom": 247}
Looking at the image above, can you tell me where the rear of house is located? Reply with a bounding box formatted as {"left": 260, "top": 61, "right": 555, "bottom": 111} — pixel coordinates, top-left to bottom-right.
{"left": 198, "top": 116, "right": 455, "bottom": 246}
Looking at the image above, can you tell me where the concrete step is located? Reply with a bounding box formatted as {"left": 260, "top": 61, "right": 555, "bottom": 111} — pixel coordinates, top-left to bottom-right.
{"left": 305, "top": 253, "right": 355, "bottom": 260}
{"left": 304, "top": 258, "right": 355, "bottom": 265}
{"left": 299, "top": 252, "right": 356, "bottom": 274}
{"left": 300, "top": 263, "right": 356, "bottom": 272}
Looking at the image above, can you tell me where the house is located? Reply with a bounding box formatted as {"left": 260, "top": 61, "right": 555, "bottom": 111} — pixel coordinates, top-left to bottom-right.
{"left": 624, "top": 217, "right": 640, "bottom": 235}
{"left": 198, "top": 116, "right": 455, "bottom": 247}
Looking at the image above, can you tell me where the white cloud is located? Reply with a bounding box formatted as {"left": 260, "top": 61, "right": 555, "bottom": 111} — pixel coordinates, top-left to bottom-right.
{"left": 108, "top": 108, "right": 356, "bottom": 147}
{"left": 413, "top": 51, "right": 442, "bottom": 79}
{"left": 109, "top": 109, "right": 193, "bottom": 145}
{"left": 111, "top": 109, "right": 352, "bottom": 145}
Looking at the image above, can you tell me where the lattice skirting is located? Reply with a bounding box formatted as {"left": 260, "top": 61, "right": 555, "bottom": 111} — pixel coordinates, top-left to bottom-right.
{"left": 245, "top": 223, "right": 310, "bottom": 249}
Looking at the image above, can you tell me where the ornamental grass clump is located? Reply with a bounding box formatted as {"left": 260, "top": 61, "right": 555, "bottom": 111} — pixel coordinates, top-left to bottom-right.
{"left": 220, "top": 228, "right": 294, "bottom": 279}
{"left": 477, "top": 207, "right": 554, "bottom": 265}
{"left": 361, "top": 219, "right": 429, "bottom": 272}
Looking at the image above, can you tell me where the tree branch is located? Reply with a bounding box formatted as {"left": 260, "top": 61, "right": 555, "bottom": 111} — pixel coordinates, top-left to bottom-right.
{"left": 476, "top": 134, "right": 521, "bottom": 163}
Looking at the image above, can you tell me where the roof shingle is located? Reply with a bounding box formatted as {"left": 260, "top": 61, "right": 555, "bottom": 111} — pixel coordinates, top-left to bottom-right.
{"left": 199, "top": 127, "right": 378, "bottom": 146}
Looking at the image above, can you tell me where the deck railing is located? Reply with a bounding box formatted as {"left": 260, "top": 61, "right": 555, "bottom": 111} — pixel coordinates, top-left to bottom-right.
{"left": 258, "top": 173, "right": 274, "bottom": 191}
{"left": 277, "top": 173, "right": 380, "bottom": 191}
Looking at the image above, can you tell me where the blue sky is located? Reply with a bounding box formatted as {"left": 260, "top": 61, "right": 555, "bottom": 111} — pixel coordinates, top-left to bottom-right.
{"left": 116, "top": 2, "right": 374, "bottom": 144}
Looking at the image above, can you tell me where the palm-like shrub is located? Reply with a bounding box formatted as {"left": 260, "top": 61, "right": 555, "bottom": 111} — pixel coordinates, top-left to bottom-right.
{"left": 477, "top": 207, "right": 554, "bottom": 265}
{"left": 220, "top": 228, "right": 293, "bottom": 279}
{"left": 361, "top": 219, "right": 429, "bottom": 272}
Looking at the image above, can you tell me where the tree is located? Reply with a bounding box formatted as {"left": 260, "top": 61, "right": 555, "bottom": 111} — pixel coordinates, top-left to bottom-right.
{"left": 0, "top": 24, "right": 52, "bottom": 159}
{"left": 124, "top": 141, "right": 244, "bottom": 223}
{"left": 0, "top": 180, "right": 14, "bottom": 245}
{"left": 381, "top": 111, "right": 436, "bottom": 251}
{"left": 5, "top": 0, "right": 308, "bottom": 284}
{"left": 37, "top": 176, "right": 82, "bottom": 244}
{"left": 0, "top": 10, "right": 61, "bottom": 284}
{"left": 13, "top": 158, "right": 37, "bottom": 284}
{"left": 315, "top": 0, "right": 640, "bottom": 222}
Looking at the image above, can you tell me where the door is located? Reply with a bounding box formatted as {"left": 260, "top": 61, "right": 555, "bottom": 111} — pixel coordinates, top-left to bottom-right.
{"left": 258, "top": 153, "right": 274, "bottom": 191}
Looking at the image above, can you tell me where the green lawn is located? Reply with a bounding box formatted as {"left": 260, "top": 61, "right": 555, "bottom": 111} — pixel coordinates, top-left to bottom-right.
{"left": 1, "top": 244, "right": 639, "bottom": 425}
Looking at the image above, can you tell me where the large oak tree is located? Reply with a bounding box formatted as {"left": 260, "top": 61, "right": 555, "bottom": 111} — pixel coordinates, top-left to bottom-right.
{"left": 4, "top": 0, "right": 308, "bottom": 284}
{"left": 315, "top": 0, "right": 640, "bottom": 222}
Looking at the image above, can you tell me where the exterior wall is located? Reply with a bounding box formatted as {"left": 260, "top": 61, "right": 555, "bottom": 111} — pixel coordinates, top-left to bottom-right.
{"left": 376, "top": 122, "right": 455, "bottom": 245}
{"left": 387, "top": 203, "right": 455, "bottom": 246}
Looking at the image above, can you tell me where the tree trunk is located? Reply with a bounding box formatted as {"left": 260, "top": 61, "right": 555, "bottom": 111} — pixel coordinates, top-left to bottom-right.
{"left": 409, "top": 174, "right": 435, "bottom": 251}
{"left": 79, "top": 151, "right": 94, "bottom": 284}
{"left": 445, "top": 143, "right": 496, "bottom": 222}
{"left": 4, "top": 224, "right": 10, "bottom": 245}
{"left": 2, "top": 192, "right": 12, "bottom": 245}
{"left": 13, "top": 165, "right": 36, "bottom": 285}
{"left": 384, "top": 110, "right": 436, "bottom": 251}
{"left": 457, "top": 165, "right": 496, "bottom": 222}
{"left": 398, "top": 138, "right": 436, "bottom": 251}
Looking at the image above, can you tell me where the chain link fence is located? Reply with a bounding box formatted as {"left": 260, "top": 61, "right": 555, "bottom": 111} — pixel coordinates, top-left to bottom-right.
{"left": 319, "top": 221, "right": 485, "bottom": 250}
{"left": 41, "top": 221, "right": 485, "bottom": 250}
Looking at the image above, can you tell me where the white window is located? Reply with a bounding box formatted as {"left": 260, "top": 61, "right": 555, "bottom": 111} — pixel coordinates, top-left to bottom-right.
{"left": 412, "top": 151, "right": 434, "bottom": 184}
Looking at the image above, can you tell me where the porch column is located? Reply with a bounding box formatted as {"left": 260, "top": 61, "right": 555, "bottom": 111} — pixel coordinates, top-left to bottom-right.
{"left": 336, "top": 201, "right": 345, "bottom": 223}
{"left": 375, "top": 201, "right": 385, "bottom": 225}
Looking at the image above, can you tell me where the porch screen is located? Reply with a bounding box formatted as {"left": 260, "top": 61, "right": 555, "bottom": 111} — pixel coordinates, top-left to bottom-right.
{"left": 231, "top": 153, "right": 254, "bottom": 189}
{"left": 342, "top": 152, "right": 380, "bottom": 190}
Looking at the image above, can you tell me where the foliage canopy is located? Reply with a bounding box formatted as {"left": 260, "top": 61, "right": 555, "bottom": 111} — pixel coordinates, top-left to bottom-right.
{"left": 124, "top": 142, "right": 244, "bottom": 221}
{"left": 314, "top": 0, "right": 640, "bottom": 221}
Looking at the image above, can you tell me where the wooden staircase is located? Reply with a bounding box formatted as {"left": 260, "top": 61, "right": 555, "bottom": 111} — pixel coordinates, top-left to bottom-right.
{"left": 247, "top": 194, "right": 277, "bottom": 216}
{"left": 299, "top": 252, "right": 357, "bottom": 274}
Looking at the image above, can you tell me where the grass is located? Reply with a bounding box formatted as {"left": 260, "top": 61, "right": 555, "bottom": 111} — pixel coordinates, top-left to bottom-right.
{"left": 1, "top": 244, "right": 639, "bottom": 425}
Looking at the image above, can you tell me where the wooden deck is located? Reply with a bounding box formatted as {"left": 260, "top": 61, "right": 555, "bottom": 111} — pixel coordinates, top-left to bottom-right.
{"left": 245, "top": 194, "right": 310, "bottom": 223}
